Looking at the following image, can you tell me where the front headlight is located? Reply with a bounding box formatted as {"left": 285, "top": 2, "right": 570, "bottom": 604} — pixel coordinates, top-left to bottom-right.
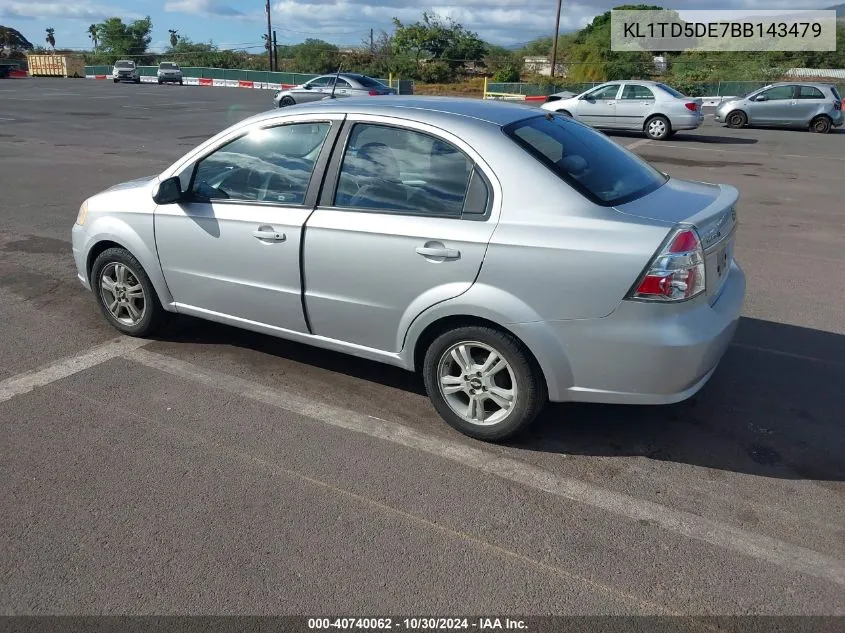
{"left": 76, "top": 200, "right": 88, "bottom": 226}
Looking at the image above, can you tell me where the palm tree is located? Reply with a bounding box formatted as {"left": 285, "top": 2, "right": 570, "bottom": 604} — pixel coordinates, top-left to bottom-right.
{"left": 168, "top": 29, "right": 179, "bottom": 49}
{"left": 87, "top": 24, "right": 98, "bottom": 51}
{"left": 45, "top": 27, "right": 56, "bottom": 50}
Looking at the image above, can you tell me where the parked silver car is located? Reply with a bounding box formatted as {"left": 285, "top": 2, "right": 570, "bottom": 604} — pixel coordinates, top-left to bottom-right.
{"left": 157, "top": 61, "right": 183, "bottom": 85}
{"left": 71, "top": 97, "right": 744, "bottom": 441}
{"left": 273, "top": 72, "right": 395, "bottom": 107}
{"left": 715, "top": 82, "right": 843, "bottom": 133}
{"left": 112, "top": 60, "right": 139, "bottom": 84}
{"left": 541, "top": 80, "right": 704, "bottom": 140}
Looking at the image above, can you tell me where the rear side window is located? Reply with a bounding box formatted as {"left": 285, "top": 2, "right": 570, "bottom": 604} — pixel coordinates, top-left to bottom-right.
{"left": 504, "top": 115, "right": 667, "bottom": 206}
{"left": 621, "top": 85, "right": 655, "bottom": 100}
{"left": 796, "top": 86, "right": 824, "bottom": 99}
{"left": 830, "top": 86, "right": 841, "bottom": 101}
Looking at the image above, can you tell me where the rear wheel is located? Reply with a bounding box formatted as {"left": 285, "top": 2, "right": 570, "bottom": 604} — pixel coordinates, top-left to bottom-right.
{"left": 726, "top": 110, "right": 747, "bottom": 129}
{"left": 113, "top": 78, "right": 118, "bottom": 83}
{"left": 91, "top": 247, "right": 166, "bottom": 337}
{"left": 423, "top": 326, "right": 546, "bottom": 441}
{"left": 810, "top": 115, "right": 832, "bottom": 134}
{"left": 645, "top": 115, "right": 671, "bottom": 140}
{"left": 179, "top": 79, "right": 184, "bottom": 85}
{"left": 280, "top": 96, "right": 295, "bottom": 107}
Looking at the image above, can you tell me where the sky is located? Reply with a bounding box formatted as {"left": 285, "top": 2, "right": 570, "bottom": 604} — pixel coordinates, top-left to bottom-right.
{"left": 0, "top": 0, "right": 836, "bottom": 51}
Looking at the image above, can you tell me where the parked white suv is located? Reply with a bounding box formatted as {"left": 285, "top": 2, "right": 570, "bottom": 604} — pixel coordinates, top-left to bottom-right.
{"left": 112, "top": 60, "right": 140, "bottom": 84}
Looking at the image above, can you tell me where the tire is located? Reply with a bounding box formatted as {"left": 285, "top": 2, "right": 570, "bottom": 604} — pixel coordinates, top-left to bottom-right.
{"left": 810, "top": 115, "right": 832, "bottom": 134}
{"left": 645, "top": 115, "right": 671, "bottom": 140}
{"left": 280, "top": 96, "right": 296, "bottom": 107}
{"left": 560, "top": 110, "right": 573, "bottom": 118}
{"left": 158, "top": 79, "right": 163, "bottom": 85}
{"left": 90, "top": 247, "right": 166, "bottom": 337}
{"left": 113, "top": 78, "right": 119, "bottom": 83}
{"left": 179, "top": 79, "right": 183, "bottom": 86}
{"left": 726, "top": 110, "right": 747, "bottom": 129}
{"left": 422, "top": 326, "right": 547, "bottom": 441}
{"left": 135, "top": 78, "right": 141, "bottom": 84}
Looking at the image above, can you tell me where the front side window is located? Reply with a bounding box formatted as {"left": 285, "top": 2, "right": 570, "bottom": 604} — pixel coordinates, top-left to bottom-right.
{"left": 587, "top": 85, "right": 621, "bottom": 100}
{"left": 758, "top": 85, "right": 794, "bottom": 101}
{"left": 796, "top": 85, "right": 824, "bottom": 99}
{"left": 306, "top": 76, "right": 332, "bottom": 88}
{"left": 505, "top": 115, "right": 667, "bottom": 206}
{"left": 334, "top": 124, "right": 473, "bottom": 217}
{"left": 190, "top": 122, "right": 331, "bottom": 204}
{"left": 621, "top": 84, "right": 655, "bottom": 100}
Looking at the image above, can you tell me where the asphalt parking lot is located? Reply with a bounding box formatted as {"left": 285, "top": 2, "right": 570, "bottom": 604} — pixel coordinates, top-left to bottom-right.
{"left": 1, "top": 79, "right": 844, "bottom": 618}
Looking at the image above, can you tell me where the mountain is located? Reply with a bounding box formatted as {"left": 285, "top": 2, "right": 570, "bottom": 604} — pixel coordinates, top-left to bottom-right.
{"left": 827, "top": 3, "right": 845, "bottom": 18}
{"left": 0, "top": 26, "right": 34, "bottom": 51}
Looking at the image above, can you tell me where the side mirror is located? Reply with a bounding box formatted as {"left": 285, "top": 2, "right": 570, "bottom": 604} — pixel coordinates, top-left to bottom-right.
{"left": 153, "top": 176, "right": 183, "bottom": 205}
{"left": 580, "top": 94, "right": 593, "bottom": 101}
{"left": 755, "top": 95, "right": 768, "bottom": 102}
{"left": 302, "top": 84, "right": 312, "bottom": 90}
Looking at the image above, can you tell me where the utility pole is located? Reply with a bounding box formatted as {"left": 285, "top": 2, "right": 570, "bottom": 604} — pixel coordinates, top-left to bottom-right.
{"left": 550, "top": 0, "right": 562, "bottom": 79}
{"left": 273, "top": 30, "right": 278, "bottom": 70}
{"left": 370, "top": 28, "right": 374, "bottom": 55}
{"left": 265, "top": 0, "right": 274, "bottom": 71}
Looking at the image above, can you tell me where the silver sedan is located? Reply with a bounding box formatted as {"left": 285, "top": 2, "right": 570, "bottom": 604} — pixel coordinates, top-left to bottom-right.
{"left": 71, "top": 97, "right": 745, "bottom": 441}
{"left": 541, "top": 80, "right": 704, "bottom": 140}
{"left": 273, "top": 72, "right": 395, "bottom": 107}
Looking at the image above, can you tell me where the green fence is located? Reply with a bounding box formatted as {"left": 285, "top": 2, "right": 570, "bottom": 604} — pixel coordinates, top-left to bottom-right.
{"left": 84, "top": 66, "right": 413, "bottom": 93}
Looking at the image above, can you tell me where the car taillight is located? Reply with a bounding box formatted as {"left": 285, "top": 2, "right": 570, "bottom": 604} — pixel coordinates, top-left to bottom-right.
{"left": 684, "top": 102, "right": 698, "bottom": 111}
{"left": 368, "top": 90, "right": 381, "bottom": 96}
{"left": 627, "top": 227, "right": 706, "bottom": 302}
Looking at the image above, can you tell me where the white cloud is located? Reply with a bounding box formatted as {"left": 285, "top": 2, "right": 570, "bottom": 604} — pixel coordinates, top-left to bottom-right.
{"left": 165, "top": 0, "right": 244, "bottom": 17}
{"left": 0, "top": 1, "right": 137, "bottom": 20}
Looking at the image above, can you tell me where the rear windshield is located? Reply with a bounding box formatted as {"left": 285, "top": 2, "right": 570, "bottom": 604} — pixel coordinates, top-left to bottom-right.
{"left": 355, "top": 75, "right": 386, "bottom": 88}
{"left": 656, "top": 83, "right": 685, "bottom": 98}
{"left": 159, "top": 62, "right": 178, "bottom": 69}
{"left": 115, "top": 61, "right": 134, "bottom": 68}
{"left": 504, "top": 114, "right": 668, "bottom": 206}
{"left": 832, "top": 86, "right": 842, "bottom": 101}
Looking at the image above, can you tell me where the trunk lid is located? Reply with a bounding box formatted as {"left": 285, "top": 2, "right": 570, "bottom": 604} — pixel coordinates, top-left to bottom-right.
{"left": 615, "top": 178, "right": 739, "bottom": 303}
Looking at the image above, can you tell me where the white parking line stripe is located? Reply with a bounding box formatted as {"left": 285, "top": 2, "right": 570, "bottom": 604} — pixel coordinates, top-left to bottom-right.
{"left": 0, "top": 337, "right": 149, "bottom": 404}
{"left": 626, "top": 139, "right": 651, "bottom": 150}
{"left": 658, "top": 143, "right": 845, "bottom": 161}
{"left": 127, "top": 347, "right": 845, "bottom": 587}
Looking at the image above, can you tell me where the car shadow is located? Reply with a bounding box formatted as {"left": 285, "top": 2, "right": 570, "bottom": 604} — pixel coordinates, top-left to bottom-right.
{"left": 154, "top": 316, "right": 845, "bottom": 482}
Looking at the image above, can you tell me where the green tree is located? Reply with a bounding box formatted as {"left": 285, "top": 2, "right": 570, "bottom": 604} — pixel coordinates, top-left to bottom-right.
{"left": 96, "top": 16, "right": 152, "bottom": 58}
{"left": 0, "top": 26, "right": 34, "bottom": 52}
{"left": 520, "top": 36, "right": 553, "bottom": 57}
{"left": 45, "top": 27, "right": 55, "bottom": 50}
{"left": 87, "top": 24, "right": 98, "bottom": 51}
{"left": 169, "top": 29, "right": 178, "bottom": 49}
{"left": 291, "top": 39, "right": 339, "bottom": 73}
{"left": 392, "top": 12, "right": 486, "bottom": 79}
{"left": 565, "top": 5, "right": 662, "bottom": 81}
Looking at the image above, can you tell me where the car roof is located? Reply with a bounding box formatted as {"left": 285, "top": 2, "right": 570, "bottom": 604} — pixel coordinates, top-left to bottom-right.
{"left": 765, "top": 81, "right": 831, "bottom": 88}
{"left": 249, "top": 96, "right": 542, "bottom": 127}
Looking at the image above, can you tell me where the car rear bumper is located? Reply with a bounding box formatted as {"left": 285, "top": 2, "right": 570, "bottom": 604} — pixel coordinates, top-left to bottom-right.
{"left": 671, "top": 112, "right": 704, "bottom": 130}
{"left": 513, "top": 260, "right": 745, "bottom": 404}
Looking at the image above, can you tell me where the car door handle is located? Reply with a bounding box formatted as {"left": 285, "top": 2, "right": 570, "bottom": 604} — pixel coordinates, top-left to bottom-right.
{"left": 416, "top": 246, "right": 460, "bottom": 259}
{"left": 252, "top": 228, "right": 286, "bottom": 242}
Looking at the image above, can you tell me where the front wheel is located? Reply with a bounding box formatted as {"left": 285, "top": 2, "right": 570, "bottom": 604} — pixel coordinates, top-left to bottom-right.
{"left": 113, "top": 78, "right": 119, "bottom": 83}
{"left": 423, "top": 326, "right": 546, "bottom": 441}
{"left": 90, "top": 247, "right": 166, "bottom": 337}
{"left": 280, "top": 96, "right": 296, "bottom": 107}
{"left": 179, "top": 79, "right": 184, "bottom": 85}
{"left": 645, "top": 115, "right": 671, "bottom": 140}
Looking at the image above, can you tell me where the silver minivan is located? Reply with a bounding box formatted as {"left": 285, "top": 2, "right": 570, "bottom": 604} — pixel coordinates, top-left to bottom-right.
{"left": 715, "top": 82, "right": 844, "bottom": 133}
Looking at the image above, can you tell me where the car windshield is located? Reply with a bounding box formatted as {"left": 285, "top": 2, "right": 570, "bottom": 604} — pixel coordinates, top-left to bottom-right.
{"left": 159, "top": 63, "right": 178, "bottom": 69}
{"left": 355, "top": 75, "right": 386, "bottom": 88}
{"left": 115, "top": 61, "right": 134, "bottom": 68}
{"left": 656, "top": 83, "right": 685, "bottom": 98}
{"left": 504, "top": 115, "right": 668, "bottom": 206}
